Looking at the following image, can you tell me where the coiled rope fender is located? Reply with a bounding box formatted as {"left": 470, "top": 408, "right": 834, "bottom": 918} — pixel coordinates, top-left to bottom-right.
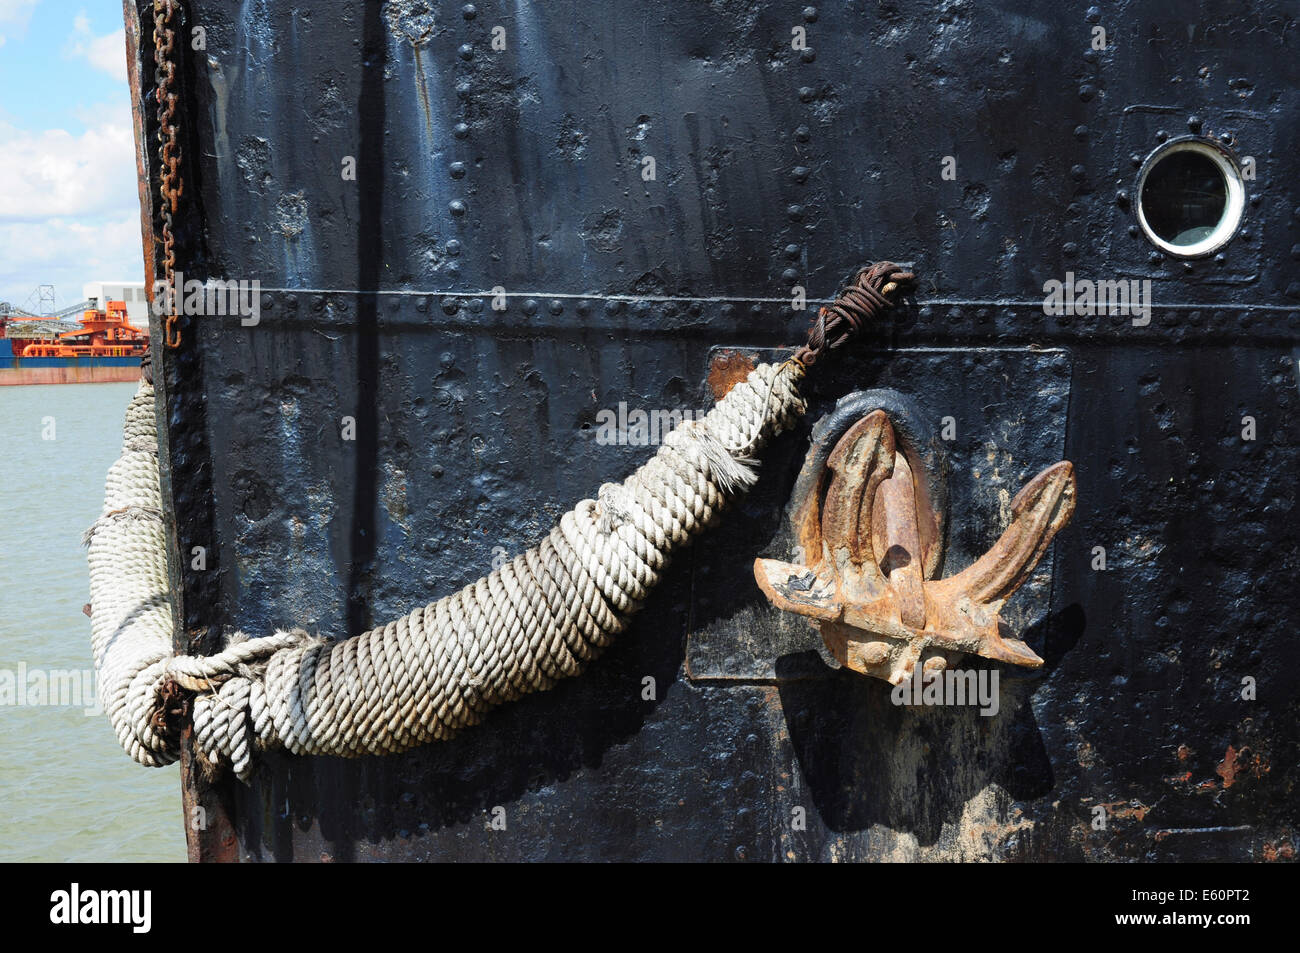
{"left": 86, "top": 264, "right": 913, "bottom": 780}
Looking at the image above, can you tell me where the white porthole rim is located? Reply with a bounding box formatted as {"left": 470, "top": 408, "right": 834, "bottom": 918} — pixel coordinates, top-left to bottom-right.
{"left": 1135, "top": 136, "right": 1247, "bottom": 259}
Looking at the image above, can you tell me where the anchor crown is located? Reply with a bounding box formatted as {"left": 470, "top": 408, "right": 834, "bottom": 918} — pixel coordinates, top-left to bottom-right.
{"left": 755, "top": 406, "right": 1077, "bottom": 685}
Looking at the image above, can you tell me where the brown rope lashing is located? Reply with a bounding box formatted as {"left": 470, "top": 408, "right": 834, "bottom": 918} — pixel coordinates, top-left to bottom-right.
{"left": 792, "top": 261, "right": 914, "bottom": 367}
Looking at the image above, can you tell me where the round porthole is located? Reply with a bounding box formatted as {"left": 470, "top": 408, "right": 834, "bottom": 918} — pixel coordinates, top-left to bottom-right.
{"left": 1135, "top": 137, "right": 1245, "bottom": 258}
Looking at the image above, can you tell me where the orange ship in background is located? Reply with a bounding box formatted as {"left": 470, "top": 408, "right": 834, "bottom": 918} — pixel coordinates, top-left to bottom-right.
{"left": 17, "top": 299, "right": 148, "bottom": 358}
{"left": 1, "top": 299, "right": 148, "bottom": 385}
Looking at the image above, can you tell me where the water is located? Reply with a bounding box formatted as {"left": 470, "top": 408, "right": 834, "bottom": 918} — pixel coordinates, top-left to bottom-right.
{"left": 0, "top": 383, "right": 186, "bottom": 862}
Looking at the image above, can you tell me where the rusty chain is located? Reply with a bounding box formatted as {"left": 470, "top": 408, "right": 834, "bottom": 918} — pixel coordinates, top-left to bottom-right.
{"left": 153, "top": 0, "right": 183, "bottom": 349}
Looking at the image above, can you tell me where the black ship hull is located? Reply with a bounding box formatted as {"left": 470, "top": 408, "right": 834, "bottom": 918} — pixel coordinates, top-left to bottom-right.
{"left": 124, "top": 0, "right": 1300, "bottom": 861}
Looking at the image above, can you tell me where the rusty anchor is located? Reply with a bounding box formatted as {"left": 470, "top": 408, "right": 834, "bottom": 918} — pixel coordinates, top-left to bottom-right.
{"left": 754, "top": 391, "right": 1077, "bottom": 685}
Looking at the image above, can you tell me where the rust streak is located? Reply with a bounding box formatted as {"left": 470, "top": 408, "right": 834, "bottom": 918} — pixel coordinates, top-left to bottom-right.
{"left": 706, "top": 349, "right": 758, "bottom": 400}
{"left": 1098, "top": 799, "right": 1152, "bottom": 822}
{"left": 1215, "top": 744, "right": 1268, "bottom": 788}
{"left": 1262, "top": 840, "right": 1296, "bottom": 862}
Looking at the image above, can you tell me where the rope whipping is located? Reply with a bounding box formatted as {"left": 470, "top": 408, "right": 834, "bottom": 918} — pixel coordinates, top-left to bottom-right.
{"left": 86, "top": 265, "right": 913, "bottom": 779}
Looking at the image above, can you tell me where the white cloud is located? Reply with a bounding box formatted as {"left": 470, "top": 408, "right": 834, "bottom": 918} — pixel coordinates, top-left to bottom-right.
{"left": 65, "top": 12, "right": 126, "bottom": 84}
{"left": 0, "top": 120, "right": 137, "bottom": 221}
{"left": 0, "top": 0, "right": 38, "bottom": 46}
{"left": 0, "top": 0, "right": 39, "bottom": 16}
{"left": 0, "top": 5, "right": 144, "bottom": 305}
{"left": 0, "top": 213, "right": 144, "bottom": 308}
{"left": 0, "top": 117, "right": 142, "bottom": 303}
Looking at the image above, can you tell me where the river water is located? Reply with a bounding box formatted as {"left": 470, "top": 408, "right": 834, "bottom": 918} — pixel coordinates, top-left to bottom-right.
{"left": 0, "top": 382, "right": 186, "bottom": 861}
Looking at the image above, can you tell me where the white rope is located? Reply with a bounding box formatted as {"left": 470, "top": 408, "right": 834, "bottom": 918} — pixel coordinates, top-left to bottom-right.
{"left": 88, "top": 362, "right": 806, "bottom": 779}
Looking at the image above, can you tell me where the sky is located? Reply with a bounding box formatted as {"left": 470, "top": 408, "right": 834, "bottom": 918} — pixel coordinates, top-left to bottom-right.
{"left": 0, "top": 0, "right": 143, "bottom": 313}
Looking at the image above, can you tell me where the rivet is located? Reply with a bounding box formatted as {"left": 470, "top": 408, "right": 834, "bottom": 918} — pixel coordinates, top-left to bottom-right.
{"left": 449, "top": 200, "right": 467, "bottom": 216}
{"left": 449, "top": 161, "right": 467, "bottom": 178}
{"left": 453, "top": 123, "right": 470, "bottom": 139}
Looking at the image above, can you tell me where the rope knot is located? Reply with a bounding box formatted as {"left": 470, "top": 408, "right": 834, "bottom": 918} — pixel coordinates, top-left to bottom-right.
{"left": 792, "top": 261, "right": 914, "bottom": 367}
